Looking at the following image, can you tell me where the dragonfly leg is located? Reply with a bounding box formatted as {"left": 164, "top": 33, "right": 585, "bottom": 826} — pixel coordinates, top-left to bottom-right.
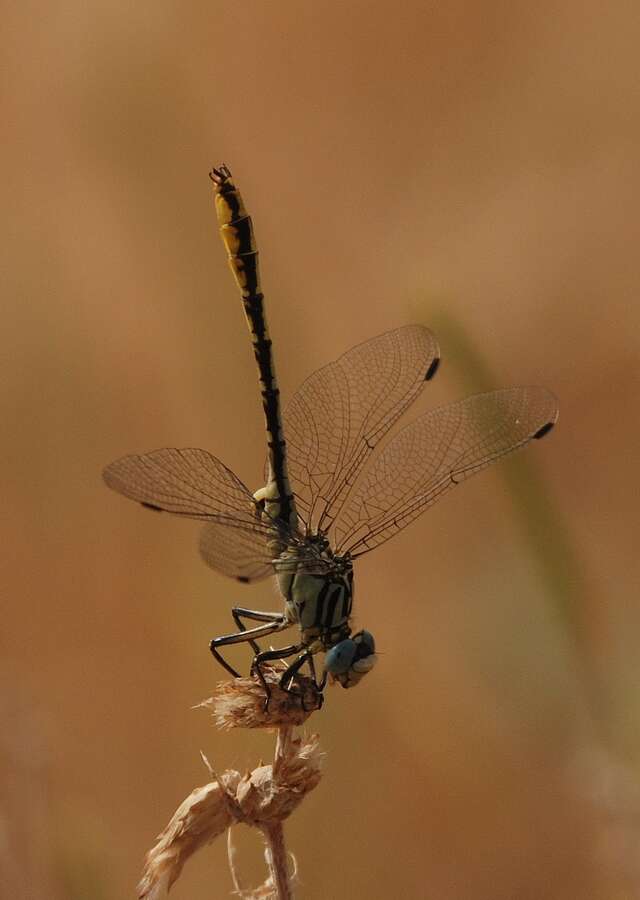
{"left": 251, "top": 643, "right": 303, "bottom": 710}
{"left": 231, "top": 607, "right": 285, "bottom": 656}
{"left": 279, "top": 651, "right": 323, "bottom": 711}
{"left": 305, "top": 653, "right": 327, "bottom": 702}
{"left": 210, "top": 619, "right": 288, "bottom": 679}
{"left": 306, "top": 652, "right": 318, "bottom": 686}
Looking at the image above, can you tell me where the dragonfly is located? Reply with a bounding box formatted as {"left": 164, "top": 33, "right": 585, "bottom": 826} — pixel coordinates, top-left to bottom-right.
{"left": 103, "top": 166, "right": 559, "bottom": 708}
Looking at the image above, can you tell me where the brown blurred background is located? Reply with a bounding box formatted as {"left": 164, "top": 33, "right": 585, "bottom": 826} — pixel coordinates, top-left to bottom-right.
{"left": 2, "top": 2, "right": 639, "bottom": 898}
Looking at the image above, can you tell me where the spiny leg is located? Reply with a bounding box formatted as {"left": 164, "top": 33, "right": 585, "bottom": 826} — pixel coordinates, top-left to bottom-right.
{"left": 280, "top": 650, "right": 312, "bottom": 690}
{"left": 278, "top": 650, "right": 323, "bottom": 712}
{"left": 251, "top": 643, "right": 304, "bottom": 709}
{"left": 305, "top": 652, "right": 328, "bottom": 694}
{"left": 231, "top": 607, "right": 284, "bottom": 656}
{"left": 210, "top": 618, "right": 288, "bottom": 679}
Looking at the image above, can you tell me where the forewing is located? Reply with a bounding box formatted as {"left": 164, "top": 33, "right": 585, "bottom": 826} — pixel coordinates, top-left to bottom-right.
{"left": 103, "top": 447, "right": 279, "bottom": 582}
{"left": 335, "top": 387, "right": 559, "bottom": 557}
{"left": 281, "top": 326, "right": 440, "bottom": 534}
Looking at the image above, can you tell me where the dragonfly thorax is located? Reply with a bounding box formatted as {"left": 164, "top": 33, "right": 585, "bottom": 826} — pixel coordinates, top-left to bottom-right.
{"left": 277, "top": 554, "right": 354, "bottom": 640}
{"left": 273, "top": 542, "right": 376, "bottom": 686}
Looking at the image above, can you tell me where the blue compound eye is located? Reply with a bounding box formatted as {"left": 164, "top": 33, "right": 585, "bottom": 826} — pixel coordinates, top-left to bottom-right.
{"left": 324, "top": 639, "right": 357, "bottom": 675}
{"left": 352, "top": 630, "right": 375, "bottom": 658}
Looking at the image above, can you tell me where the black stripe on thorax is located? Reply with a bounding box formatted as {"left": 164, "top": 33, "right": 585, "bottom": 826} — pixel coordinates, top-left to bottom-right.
{"left": 341, "top": 587, "right": 351, "bottom": 621}
{"left": 313, "top": 582, "right": 331, "bottom": 627}
{"left": 324, "top": 584, "right": 343, "bottom": 628}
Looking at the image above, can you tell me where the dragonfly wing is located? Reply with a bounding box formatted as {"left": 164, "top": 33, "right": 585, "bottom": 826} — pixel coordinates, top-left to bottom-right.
{"left": 198, "top": 522, "right": 275, "bottom": 582}
{"left": 103, "top": 447, "right": 280, "bottom": 582}
{"left": 335, "top": 387, "right": 559, "bottom": 557}
{"left": 281, "top": 325, "right": 440, "bottom": 534}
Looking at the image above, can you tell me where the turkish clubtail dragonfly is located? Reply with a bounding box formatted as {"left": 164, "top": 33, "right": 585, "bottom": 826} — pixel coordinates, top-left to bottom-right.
{"left": 103, "top": 165, "right": 558, "bottom": 707}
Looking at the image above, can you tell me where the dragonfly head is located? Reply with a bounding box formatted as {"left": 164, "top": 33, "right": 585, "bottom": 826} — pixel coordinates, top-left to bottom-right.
{"left": 324, "top": 630, "right": 377, "bottom": 688}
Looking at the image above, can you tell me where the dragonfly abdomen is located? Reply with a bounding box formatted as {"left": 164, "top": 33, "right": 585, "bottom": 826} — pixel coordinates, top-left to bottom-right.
{"left": 210, "top": 165, "right": 297, "bottom": 532}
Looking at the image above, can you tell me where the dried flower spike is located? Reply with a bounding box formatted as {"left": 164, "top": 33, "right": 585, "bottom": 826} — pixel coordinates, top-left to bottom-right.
{"left": 138, "top": 731, "right": 323, "bottom": 898}
{"left": 203, "top": 666, "right": 322, "bottom": 730}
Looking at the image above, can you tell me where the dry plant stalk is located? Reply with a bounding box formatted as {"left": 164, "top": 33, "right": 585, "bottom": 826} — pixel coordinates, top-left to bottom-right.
{"left": 138, "top": 667, "right": 324, "bottom": 899}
